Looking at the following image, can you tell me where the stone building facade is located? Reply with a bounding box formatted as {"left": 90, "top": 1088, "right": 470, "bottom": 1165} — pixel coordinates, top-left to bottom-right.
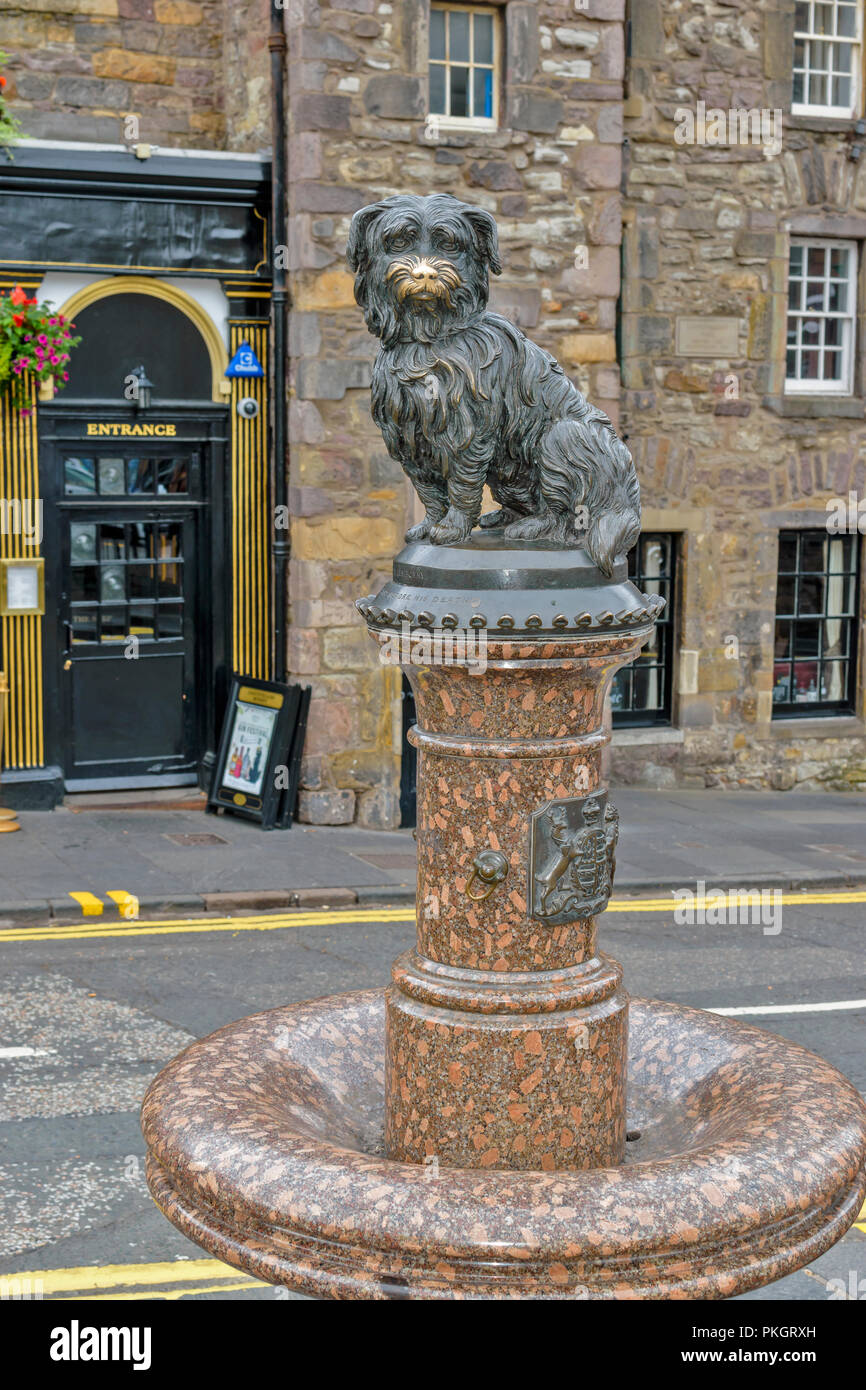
{"left": 1, "top": 0, "right": 864, "bottom": 819}
{"left": 619, "top": 0, "right": 866, "bottom": 791}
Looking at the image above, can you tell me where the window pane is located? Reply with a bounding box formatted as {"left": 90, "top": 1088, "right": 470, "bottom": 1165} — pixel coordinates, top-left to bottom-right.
{"left": 798, "top": 574, "right": 825, "bottom": 613}
{"left": 130, "top": 604, "right": 156, "bottom": 640}
{"left": 829, "top": 245, "right": 850, "bottom": 278}
{"left": 450, "top": 65, "right": 470, "bottom": 117}
{"left": 450, "top": 10, "right": 469, "bottom": 61}
{"left": 778, "top": 534, "right": 798, "bottom": 572}
{"left": 474, "top": 12, "right": 494, "bottom": 64}
{"left": 128, "top": 564, "right": 155, "bottom": 599}
{"left": 70, "top": 523, "right": 96, "bottom": 564}
{"left": 793, "top": 70, "right": 806, "bottom": 103}
{"left": 70, "top": 608, "right": 98, "bottom": 645}
{"left": 806, "top": 279, "right": 825, "bottom": 311}
{"left": 814, "top": 5, "right": 834, "bottom": 35}
{"left": 837, "top": 4, "right": 857, "bottom": 37}
{"left": 776, "top": 574, "right": 797, "bottom": 615}
{"left": 100, "top": 564, "right": 125, "bottom": 603}
{"left": 156, "top": 457, "right": 189, "bottom": 493}
{"left": 64, "top": 457, "right": 96, "bottom": 496}
{"left": 473, "top": 65, "right": 493, "bottom": 119}
{"left": 788, "top": 278, "right": 803, "bottom": 311}
{"left": 429, "top": 62, "right": 446, "bottom": 114}
{"left": 99, "top": 457, "right": 125, "bottom": 495}
{"left": 810, "top": 70, "right": 828, "bottom": 104}
{"left": 793, "top": 620, "right": 821, "bottom": 657}
{"left": 789, "top": 243, "right": 804, "bottom": 276}
{"left": 70, "top": 567, "right": 98, "bottom": 603}
{"left": 793, "top": 660, "right": 820, "bottom": 701}
{"left": 820, "top": 661, "right": 848, "bottom": 700}
{"left": 127, "top": 458, "right": 153, "bottom": 494}
{"left": 833, "top": 72, "right": 851, "bottom": 107}
{"left": 100, "top": 608, "right": 128, "bottom": 644}
{"left": 100, "top": 523, "right": 125, "bottom": 560}
{"left": 822, "top": 350, "right": 842, "bottom": 380}
{"left": 430, "top": 7, "right": 446, "bottom": 60}
{"left": 774, "top": 620, "right": 792, "bottom": 658}
{"left": 801, "top": 534, "right": 827, "bottom": 570}
{"left": 158, "top": 606, "right": 183, "bottom": 638}
{"left": 773, "top": 663, "right": 792, "bottom": 703}
{"left": 827, "top": 282, "right": 847, "bottom": 314}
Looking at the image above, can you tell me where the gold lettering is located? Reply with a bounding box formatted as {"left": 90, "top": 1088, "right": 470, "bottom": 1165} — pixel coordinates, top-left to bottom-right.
{"left": 86, "top": 423, "right": 98, "bottom": 435}
{"left": 120, "top": 424, "right": 132, "bottom": 436}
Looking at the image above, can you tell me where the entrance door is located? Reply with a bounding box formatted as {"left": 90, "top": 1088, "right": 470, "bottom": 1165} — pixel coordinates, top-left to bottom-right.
{"left": 56, "top": 442, "right": 205, "bottom": 788}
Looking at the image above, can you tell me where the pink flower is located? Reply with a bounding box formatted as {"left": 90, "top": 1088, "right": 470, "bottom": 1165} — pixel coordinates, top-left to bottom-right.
{"left": 62, "top": 371, "right": 69, "bottom": 381}
{"left": 37, "top": 333, "right": 48, "bottom": 346}
{"left": 49, "top": 354, "right": 59, "bottom": 364}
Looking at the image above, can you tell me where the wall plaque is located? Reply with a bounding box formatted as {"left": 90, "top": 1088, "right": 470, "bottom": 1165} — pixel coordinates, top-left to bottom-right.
{"left": 675, "top": 315, "right": 740, "bottom": 358}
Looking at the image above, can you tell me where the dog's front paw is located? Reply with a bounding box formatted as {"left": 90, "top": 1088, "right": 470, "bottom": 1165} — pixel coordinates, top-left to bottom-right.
{"left": 405, "top": 519, "right": 432, "bottom": 542}
{"left": 429, "top": 508, "right": 473, "bottom": 545}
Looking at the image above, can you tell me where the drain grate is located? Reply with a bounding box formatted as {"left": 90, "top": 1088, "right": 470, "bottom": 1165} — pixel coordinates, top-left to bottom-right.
{"left": 164, "top": 832, "right": 229, "bottom": 846}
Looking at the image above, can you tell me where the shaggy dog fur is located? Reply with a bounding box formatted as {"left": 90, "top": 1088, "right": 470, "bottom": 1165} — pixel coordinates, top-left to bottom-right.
{"left": 347, "top": 193, "right": 640, "bottom": 575}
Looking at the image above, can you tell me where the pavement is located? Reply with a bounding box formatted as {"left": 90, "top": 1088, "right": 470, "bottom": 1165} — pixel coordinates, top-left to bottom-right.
{"left": 1, "top": 786, "right": 865, "bottom": 925}
{"left": 0, "top": 892, "right": 864, "bottom": 1300}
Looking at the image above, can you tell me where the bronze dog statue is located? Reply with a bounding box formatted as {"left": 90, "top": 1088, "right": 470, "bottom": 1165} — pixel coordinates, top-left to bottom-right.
{"left": 347, "top": 192, "right": 640, "bottom": 575}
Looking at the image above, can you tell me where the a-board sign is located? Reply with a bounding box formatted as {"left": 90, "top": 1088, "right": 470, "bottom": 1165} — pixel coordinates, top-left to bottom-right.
{"left": 207, "top": 675, "right": 309, "bottom": 830}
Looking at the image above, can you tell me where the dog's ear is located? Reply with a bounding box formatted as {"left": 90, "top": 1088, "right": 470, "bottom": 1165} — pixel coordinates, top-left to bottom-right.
{"left": 347, "top": 201, "right": 392, "bottom": 306}
{"left": 463, "top": 205, "right": 502, "bottom": 276}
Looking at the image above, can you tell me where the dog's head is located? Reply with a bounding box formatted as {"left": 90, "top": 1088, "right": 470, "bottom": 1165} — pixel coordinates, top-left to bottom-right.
{"left": 347, "top": 193, "right": 501, "bottom": 346}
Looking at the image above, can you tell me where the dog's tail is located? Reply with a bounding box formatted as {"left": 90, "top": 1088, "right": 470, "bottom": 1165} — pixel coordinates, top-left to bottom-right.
{"left": 539, "top": 418, "right": 641, "bottom": 576}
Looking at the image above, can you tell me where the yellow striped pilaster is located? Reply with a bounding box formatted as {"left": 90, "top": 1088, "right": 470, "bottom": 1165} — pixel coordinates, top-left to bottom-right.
{"left": 0, "top": 378, "right": 44, "bottom": 770}
{"left": 229, "top": 320, "right": 270, "bottom": 679}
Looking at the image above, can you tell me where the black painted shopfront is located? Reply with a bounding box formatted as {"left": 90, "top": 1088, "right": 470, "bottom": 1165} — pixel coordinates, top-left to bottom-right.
{"left": 0, "top": 143, "right": 272, "bottom": 806}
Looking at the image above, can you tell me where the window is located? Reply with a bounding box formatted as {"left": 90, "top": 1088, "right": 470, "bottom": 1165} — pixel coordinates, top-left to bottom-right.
{"left": 429, "top": 5, "right": 499, "bottom": 127}
{"left": 772, "top": 530, "right": 860, "bottom": 715}
{"left": 793, "top": 0, "right": 861, "bottom": 116}
{"left": 785, "top": 239, "right": 856, "bottom": 395}
{"left": 610, "top": 534, "right": 677, "bottom": 726}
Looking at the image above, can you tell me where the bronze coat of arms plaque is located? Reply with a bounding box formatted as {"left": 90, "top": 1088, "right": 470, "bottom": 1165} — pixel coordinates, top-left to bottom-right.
{"left": 529, "top": 793, "right": 619, "bottom": 926}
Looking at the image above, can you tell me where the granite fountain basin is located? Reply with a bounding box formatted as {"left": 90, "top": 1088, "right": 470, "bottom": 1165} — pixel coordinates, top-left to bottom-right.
{"left": 142, "top": 988, "right": 866, "bottom": 1301}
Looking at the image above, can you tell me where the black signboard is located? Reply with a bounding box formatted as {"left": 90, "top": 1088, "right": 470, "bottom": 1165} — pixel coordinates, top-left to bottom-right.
{"left": 207, "top": 675, "right": 309, "bottom": 830}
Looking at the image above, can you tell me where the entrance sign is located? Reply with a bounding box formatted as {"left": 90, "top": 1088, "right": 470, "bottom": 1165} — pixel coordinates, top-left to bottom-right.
{"left": 208, "top": 676, "right": 309, "bottom": 829}
{"left": 85, "top": 422, "right": 178, "bottom": 436}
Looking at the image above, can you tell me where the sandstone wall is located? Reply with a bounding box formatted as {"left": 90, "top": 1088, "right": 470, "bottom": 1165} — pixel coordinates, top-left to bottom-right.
{"left": 617, "top": 0, "right": 866, "bottom": 791}
{"left": 0, "top": 0, "right": 269, "bottom": 150}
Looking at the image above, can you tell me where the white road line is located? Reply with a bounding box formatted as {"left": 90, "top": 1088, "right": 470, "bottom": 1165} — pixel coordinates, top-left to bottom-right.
{"left": 709, "top": 999, "right": 866, "bottom": 1017}
{"left": 0, "top": 1046, "right": 51, "bottom": 1058}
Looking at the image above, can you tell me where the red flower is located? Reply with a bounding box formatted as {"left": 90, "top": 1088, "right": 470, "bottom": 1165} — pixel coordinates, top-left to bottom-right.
{"left": 25, "top": 297, "right": 37, "bottom": 306}
{"left": 10, "top": 286, "right": 27, "bottom": 307}
{"left": 11, "top": 313, "right": 25, "bottom": 327}
{"left": 0, "top": 76, "right": 7, "bottom": 89}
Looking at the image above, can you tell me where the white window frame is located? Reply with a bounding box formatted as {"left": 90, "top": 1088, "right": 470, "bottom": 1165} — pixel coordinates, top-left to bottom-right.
{"left": 428, "top": 3, "right": 500, "bottom": 132}
{"left": 792, "top": 0, "right": 862, "bottom": 118}
{"left": 785, "top": 237, "right": 858, "bottom": 396}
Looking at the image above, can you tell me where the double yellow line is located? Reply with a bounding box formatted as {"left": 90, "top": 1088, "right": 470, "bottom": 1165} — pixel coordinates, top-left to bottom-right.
{"left": 0, "top": 889, "right": 864, "bottom": 945}
{"left": 0, "top": 1259, "right": 266, "bottom": 1301}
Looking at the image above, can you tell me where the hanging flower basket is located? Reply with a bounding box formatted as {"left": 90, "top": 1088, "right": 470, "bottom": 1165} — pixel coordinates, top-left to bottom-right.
{"left": 0, "top": 285, "right": 81, "bottom": 414}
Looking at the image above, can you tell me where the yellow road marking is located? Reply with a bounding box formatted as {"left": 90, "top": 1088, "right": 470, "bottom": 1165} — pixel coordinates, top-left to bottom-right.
{"left": 106, "top": 890, "right": 139, "bottom": 920}
{"left": 0, "top": 889, "right": 864, "bottom": 945}
{"left": 1, "top": 1259, "right": 258, "bottom": 1296}
{"left": 67, "top": 891, "right": 104, "bottom": 917}
{"left": 55, "top": 1281, "right": 264, "bottom": 1301}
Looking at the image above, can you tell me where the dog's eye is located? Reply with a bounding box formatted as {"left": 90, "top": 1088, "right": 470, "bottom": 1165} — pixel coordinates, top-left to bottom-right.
{"left": 386, "top": 231, "right": 412, "bottom": 252}
{"left": 433, "top": 231, "right": 461, "bottom": 254}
